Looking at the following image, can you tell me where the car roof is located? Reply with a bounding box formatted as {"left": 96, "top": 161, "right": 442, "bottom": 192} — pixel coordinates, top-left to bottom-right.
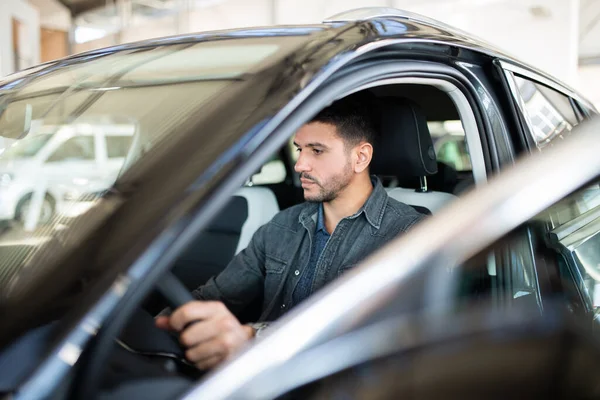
{"left": 19, "top": 7, "right": 588, "bottom": 112}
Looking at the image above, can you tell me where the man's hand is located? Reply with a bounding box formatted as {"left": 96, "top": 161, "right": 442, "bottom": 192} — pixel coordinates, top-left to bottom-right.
{"left": 155, "top": 301, "right": 255, "bottom": 370}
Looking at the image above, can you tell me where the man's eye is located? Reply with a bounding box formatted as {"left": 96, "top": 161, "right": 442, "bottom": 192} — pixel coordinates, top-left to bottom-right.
{"left": 313, "top": 149, "right": 323, "bottom": 155}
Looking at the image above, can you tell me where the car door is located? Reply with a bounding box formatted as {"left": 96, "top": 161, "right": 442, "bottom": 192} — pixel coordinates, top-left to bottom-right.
{"left": 185, "top": 118, "right": 600, "bottom": 400}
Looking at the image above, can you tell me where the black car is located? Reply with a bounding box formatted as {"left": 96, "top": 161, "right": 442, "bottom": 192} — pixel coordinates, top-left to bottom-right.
{"left": 0, "top": 7, "right": 598, "bottom": 400}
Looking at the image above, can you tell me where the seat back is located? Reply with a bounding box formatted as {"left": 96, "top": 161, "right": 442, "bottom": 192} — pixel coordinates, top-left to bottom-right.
{"left": 371, "top": 97, "right": 457, "bottom": 214}
{"left": 234, "top": 187, "right": 279, "bottom": 254}
{"left": 172, "top": 186, "right": 279, "bottom": 292}
{"left": 144, "top": 186, "right": 279, "bottom": 314}
{"left": 386, "top": 187, "right": 456, "bottom": 214}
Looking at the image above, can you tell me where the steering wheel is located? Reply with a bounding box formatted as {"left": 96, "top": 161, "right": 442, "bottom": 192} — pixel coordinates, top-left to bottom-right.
{"left": 155, "top": 272, "right": 196, "bottom": 310}
{"left": 115, "top": 272, "right": 198, "bottom": 364}
{"left": 72, "top": 272, "right": 201, "bottom": 400}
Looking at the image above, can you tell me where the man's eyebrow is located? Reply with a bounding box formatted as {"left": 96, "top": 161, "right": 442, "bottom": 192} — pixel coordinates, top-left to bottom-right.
{"left": 293, "top": 142, "right": 330, "bottom": 149}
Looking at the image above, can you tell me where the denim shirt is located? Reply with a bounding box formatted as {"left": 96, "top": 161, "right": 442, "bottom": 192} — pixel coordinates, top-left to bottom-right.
{"left": 192, "top": 177, "right": 425, "bottom": 322}
{"left": 292, "top": 204, "right": 330, "bottom": 305}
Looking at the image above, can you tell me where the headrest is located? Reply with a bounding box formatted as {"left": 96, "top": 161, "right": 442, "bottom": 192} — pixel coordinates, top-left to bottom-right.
{"left": 371, "top": 97, "right": 438, "bottom": 177}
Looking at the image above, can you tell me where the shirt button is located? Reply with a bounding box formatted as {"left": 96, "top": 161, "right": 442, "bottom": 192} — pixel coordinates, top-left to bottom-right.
{"left": 294, "top": 270, "right": 300, "bottom": 276}
{"left": 281, "top": 304, "right": 286, "bottom": 309}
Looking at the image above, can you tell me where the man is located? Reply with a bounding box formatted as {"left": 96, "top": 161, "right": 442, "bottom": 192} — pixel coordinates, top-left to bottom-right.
{"left": 156, "top": 94, "right": 425, "bottom": 370}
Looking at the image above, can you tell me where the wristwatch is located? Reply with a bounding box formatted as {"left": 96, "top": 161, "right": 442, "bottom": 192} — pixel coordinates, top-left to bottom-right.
{"left": 247, "top": 322, "right": 270, "bottom": 338}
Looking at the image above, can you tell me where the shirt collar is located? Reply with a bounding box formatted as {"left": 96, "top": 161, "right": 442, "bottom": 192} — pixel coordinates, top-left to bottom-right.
{"left": 316, "top": 203, "right": 329, "bottom": 234}
{"left": 299, "top": 175, "right": 388, "bottom": 230}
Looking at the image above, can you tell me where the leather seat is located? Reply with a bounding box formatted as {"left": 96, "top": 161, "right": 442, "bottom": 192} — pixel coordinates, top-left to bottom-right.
{"left": 371, "top": 97, "right": 457, "bottom": 214}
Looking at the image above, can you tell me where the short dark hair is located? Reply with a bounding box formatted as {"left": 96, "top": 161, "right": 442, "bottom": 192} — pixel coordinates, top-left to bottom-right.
{"left": 310, "top": 92, "right": 378, "bottom": 149}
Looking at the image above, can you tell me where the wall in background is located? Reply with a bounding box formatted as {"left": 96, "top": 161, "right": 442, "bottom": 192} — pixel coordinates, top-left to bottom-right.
{"left": 0, "top": 0, "right": 40, "bottom": 77}
{"left": 2, "top": 0, "right": 598, "bottom": 108}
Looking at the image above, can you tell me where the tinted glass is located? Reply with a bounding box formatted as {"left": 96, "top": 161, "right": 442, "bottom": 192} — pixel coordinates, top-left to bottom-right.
{"left": 511, "top": 75, "right": 579, "bottom": 147}
{"left": 0, "top": 35, "right": 311, "bottom": 346}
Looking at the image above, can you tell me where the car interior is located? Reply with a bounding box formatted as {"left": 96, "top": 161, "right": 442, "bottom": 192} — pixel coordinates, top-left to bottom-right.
{"left": 0, "top": 82, "right": 483, "bottom": 399}
{"left": 93, "top": 84, "right": 480, "bottom": 394}
{"left": 139, "top": 83, "right": 474, "bottom": 315}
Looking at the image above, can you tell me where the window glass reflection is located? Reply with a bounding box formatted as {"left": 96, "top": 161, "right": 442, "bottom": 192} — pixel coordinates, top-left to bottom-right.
{"left": 513, "top": 75, "right": 579, "bottom": 147}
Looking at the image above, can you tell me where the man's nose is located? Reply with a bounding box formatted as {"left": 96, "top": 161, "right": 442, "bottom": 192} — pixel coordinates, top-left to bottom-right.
{"left": 294, "top": 152, "right": 310, "bottom": 173}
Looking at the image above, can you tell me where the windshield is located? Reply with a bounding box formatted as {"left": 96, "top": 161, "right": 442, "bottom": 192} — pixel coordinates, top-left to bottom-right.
{"left": 0, "top": 35, "right": 312, "bottom": 344}
{"left": 0, "top": 134, "right": 52, "bottom": 159}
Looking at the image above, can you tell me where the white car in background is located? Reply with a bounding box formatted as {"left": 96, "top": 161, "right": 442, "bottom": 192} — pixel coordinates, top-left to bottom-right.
{"left": 0, "top": 122, "right": 134, "bottom": 225}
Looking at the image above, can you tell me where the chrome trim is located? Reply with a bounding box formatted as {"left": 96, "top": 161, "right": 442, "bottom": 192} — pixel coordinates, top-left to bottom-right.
{"left": 184, "top": 121, "right": 600, "bottom": 398}
{"left": 550, "top": 205, "right": 600, "bottom": 242}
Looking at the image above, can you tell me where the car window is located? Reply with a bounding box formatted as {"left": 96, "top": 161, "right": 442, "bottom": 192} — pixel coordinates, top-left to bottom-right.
{"left": 458, "top": 179, "right": 600, "bottom": 315}
{"left": 455, "top": 230, "right": 541, "bottom": 312}
{"left": 106, "top": 135, "right": 133, "bottom": 159}
{"left": 428, "top": 120, "right": 472, "bottom": 172}
{"left": 509, "top": 74, "right": 579, "bottom": 148}
{"left": 540, "top": 180, "right": 600, "bottom": 313}
{"left": 47, "top": 136, "right": 95, "bottom": 162}
{"left": 0, "top": 35, "right": 317, "bottom": 346}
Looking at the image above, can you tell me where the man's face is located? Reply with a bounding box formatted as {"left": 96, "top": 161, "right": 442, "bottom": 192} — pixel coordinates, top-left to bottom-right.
{"left": 293, "top": 122, "right": 354, "bottom": 203}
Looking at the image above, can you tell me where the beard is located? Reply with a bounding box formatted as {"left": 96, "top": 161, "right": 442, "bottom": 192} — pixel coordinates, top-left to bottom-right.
{"left": 301, "top": 161, "right": 354, "bottom": 203}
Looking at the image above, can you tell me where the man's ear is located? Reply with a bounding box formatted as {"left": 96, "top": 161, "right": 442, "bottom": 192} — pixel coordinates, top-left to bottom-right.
{"left": 354, "top": 142, "right": 373, "bottom": 173}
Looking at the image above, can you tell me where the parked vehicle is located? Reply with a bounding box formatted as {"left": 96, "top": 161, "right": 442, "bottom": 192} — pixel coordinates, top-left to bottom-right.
{"left": 0, "top": 7, "right": 598, "bottom": 400}
{"left": 0, "top": 122, "right": 134, "bottom": 224}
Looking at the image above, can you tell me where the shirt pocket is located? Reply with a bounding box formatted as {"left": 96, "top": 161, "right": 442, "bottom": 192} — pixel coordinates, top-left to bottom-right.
{"left": 264, "top": 254, "right": 287, "bottom": 302}
{"left": 265, "top": 254, "right": 287, "bottom": 274}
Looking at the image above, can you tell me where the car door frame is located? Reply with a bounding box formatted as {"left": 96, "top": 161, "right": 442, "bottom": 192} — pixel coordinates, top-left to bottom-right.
{"left": 14, "top": 37, "right": 556, "bottom": 399}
